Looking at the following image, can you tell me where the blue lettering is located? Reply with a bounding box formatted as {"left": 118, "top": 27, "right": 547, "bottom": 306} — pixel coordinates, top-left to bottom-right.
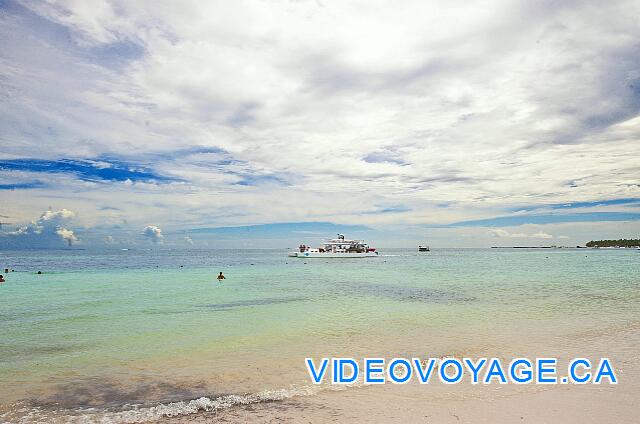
{"left": 413, "top": 358, "right": 437, "bottom": 384}
{"left": 388, "top": 358, "right": 412, "bottom": 384}
{"left": 439, "top": 358, "right": 463, "bottom": 384}
{"left": 306, "top": 358, "right": 329, "bottom": 384}
{"left": 509, "top": 358, "right": 532, "bottom": 383}
{"left": 569, "top": 358, "right": 591, "bottom": 383}
{"left": 364, "top": 358, "right": 385, "bottom": 384}
{"left": 334, "top": 358, "right": 358, "bottom": 384}
{"left": 536, "top": 358, "right": 557, "bottom": 384}
{"left": 464, "top": 358, "right": 487, "bottom": 384}
{"left": 484, "top": 358, "right": 507, "bottom": 384}
{"left": 594, "top": 358, "right": 617, "bottom": 384}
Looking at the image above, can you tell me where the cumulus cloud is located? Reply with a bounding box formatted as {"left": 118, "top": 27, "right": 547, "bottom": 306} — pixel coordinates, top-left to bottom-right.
{"left": 3, "top": 209, "right": 79, "bottom": 247}
{"left": 143, "top": 225, "right": 164, "bottom": 244}
{"left": 56, "top": 227, "right": 78, "bottom": 246}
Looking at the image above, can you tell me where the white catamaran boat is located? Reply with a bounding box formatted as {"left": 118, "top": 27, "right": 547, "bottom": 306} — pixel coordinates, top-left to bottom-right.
{"left": 288, "top": 234, "right": 379, "bottom": 258}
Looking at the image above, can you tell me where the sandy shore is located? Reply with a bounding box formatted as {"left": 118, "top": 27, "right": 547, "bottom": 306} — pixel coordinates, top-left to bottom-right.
{"left": 159, "top": 380, "right": 636, "bottom": 423}
{"left": 157, "top": 322, "right": 640, "bottom": 424}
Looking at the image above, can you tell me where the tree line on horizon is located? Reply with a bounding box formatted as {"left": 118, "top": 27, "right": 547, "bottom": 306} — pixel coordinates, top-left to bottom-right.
{"left": 585, "top": 239, "right": 640, "bottom": 247}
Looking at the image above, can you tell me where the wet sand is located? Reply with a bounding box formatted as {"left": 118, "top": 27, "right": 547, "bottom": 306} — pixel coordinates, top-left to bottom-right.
{"left": 160, "top": 324, "right": 640, "bottom": 424}
{"left": 161, "top": 382, "right": 636, "bottom": 423}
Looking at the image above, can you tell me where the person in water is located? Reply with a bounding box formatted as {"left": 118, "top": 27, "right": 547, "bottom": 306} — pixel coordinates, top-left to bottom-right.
{"left": 0, "top": 275, "right": 5, "bottom": 283}
{"left": 217, "top": 272, "right": 226, "bottom": 282}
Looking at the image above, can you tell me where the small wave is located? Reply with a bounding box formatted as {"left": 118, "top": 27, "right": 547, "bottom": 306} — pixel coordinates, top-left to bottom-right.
{"left": 12, "top": 384, "right": 331, "bottom": 424}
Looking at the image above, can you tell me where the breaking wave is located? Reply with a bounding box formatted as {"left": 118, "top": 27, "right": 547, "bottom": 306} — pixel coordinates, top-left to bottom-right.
{"left": 2, "top": 384, "right": 351, "bottom": 424}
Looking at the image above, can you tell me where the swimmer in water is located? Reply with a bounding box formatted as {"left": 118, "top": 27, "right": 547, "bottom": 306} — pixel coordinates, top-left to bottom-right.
{"left": 0, "top": 275, "right": 5, "bottom": 283}
{"left": 217, "top": 272, "right": 226, "bottom": 282}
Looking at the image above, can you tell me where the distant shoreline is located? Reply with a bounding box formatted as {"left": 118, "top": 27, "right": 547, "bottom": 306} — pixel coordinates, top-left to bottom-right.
{"left": 491, "top": 246, "right": 584, "bottom": 249}
{"left": 491, "top": 245, "right": 638, "bottom": 249}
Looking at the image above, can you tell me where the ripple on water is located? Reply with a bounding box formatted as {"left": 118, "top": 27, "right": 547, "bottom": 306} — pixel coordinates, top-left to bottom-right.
{"left": 334, "top": 281, "right": 476, "bottom": 303}
{"left": 195, "top": 296, "right": 308, "bottom": 311}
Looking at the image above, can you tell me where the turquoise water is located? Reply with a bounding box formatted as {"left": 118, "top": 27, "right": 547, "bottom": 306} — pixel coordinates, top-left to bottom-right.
{"left": 0, "top": 248, "right": 639, "bottom": 422}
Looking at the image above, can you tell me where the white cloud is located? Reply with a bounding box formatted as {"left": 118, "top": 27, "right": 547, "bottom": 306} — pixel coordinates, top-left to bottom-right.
{"left": 530, "top": 231, "right": 554, "bottom": 239}
{"left": 490, "top": 229, "right": 529, "bottom": 238}
{"left": 3, "top": 209, "right": 79, "bottom": 247}
{"left": 143, "top": 225, "right": 164, "bottom": 244}
{"left": 490, "top": 228, "right": 554, "bottom": 239}
{"left": 56, "top": 227, "right": 78, "bottom": 246}
{"left": 1, "top": 1, "right": 639, "bottom": 245}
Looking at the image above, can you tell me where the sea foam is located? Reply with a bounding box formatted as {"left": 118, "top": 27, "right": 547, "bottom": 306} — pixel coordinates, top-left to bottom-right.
{"left": 59, "top": 385, "right": 325, "bottom": 424}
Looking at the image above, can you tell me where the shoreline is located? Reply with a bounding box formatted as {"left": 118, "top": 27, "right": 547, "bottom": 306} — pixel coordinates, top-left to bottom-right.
{"left": 1, "top": 248, "right": 638, "bottom": 423}
{"left": 162, "top": 382, "right": 634, "bottom": 424}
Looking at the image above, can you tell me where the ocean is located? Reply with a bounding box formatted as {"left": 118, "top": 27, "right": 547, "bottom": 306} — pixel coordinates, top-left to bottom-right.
{"left": 1, "top": 248, "right": 639, "bottom": 423}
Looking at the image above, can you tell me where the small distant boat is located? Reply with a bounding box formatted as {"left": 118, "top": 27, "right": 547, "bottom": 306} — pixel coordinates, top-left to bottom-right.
{"left": 418, "top": 245, "right": 430, "bottom": 252}
{"left": 288, "top": 234, "right": 379, "bottom": 258}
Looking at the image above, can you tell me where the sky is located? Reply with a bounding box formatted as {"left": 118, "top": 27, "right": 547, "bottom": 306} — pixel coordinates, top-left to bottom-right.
{"left": 0, "top": 0, "right": 639, "bottom": 249}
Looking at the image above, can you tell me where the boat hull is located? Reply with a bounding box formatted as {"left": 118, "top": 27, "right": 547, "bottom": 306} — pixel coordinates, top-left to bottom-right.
{"left": 288, "top": 251, "right": 379, "bottom": 258}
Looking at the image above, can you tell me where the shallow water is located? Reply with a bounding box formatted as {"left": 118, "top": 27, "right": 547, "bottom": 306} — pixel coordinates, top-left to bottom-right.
{"left": 0, "top": 248, "right": 639, "bottom": 422}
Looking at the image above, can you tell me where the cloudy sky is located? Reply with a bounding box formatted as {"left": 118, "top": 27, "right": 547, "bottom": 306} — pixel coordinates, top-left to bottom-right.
{"left": 1, "top": 0, "right": 639, "bottom": 248}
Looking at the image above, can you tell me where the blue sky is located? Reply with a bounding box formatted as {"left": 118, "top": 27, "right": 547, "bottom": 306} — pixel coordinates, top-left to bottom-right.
{"left": 1, "top": 0, "right": 639, "bottom": 248}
